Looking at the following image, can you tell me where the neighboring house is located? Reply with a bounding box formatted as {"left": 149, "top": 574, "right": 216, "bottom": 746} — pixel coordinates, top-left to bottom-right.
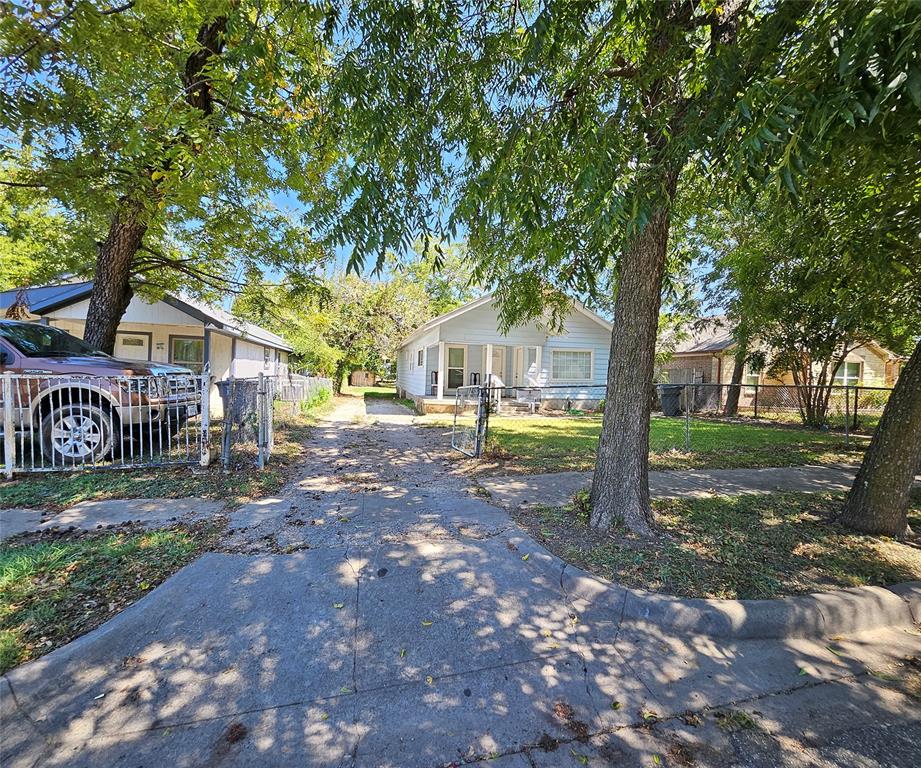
{"left": 659, "top": 317, "right": 904, "bottom": 389}
{"left": 349, "top": 370, "right": 378, "bottom": 387}
{"left": 0, "top": 281, "right": 293, "bottom": 415}
{"left": 395, "top": 294, "right": 612, "bottom": 413}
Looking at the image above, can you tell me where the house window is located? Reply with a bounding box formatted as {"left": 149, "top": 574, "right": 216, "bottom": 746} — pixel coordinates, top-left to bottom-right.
{"left": 743, "top": 362, "right": 761, "bottom": 391}
{"left": 417, "top": 349, "right": 424, "bottom": 368}
{"left": 447, "top": 346, "right": 465, "bottom": 389}
{"left": 551, "top": 350, "right": 592, "bottom": 381}
{"left": 834, "top": 361, "right": 861, "bottom": 386}
{"left": 170, "top": 336, "right": 204, "bottom": 372}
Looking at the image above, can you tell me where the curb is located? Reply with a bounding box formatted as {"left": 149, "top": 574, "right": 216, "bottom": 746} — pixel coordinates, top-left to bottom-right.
{"left": 560, "top": 559, "right": 920, "bottom": 639}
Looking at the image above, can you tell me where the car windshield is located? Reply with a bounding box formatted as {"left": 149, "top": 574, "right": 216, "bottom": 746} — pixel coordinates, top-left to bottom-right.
{"left": 0, "top": 324, "right": 110, "bottom": 358}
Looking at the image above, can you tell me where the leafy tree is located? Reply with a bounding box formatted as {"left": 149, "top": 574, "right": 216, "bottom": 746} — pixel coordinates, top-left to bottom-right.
{"left": 1, "top": 0, "right": 332, "bottom": 350}
{"left": 394, "top": 241, "right": 480, "bottom": 317}
{"left": 0, "top": 180, "right": 79, "bottom": 293}
{"left": 236, "top": 272, "right": 434, "bottom": 391}
{"left": 308, "top": 0, "right": 919, "bottom": 536}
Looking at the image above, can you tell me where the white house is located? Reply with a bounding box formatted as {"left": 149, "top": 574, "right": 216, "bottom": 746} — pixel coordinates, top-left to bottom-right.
{"left": 395, "top": 294, "right": 612, "bottom": 413}
{"left": 0, "top": 281, "right": 293, "bottom": 415}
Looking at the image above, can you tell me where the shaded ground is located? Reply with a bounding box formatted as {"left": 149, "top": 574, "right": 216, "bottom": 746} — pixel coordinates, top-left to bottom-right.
{"left": 0, "top": 404, "right": 331, "bottom": 512}
{"left": 2, "top": 397, "right": 919, "bottom": 768}
{"left": 511, "top": 491, "right": 921, "bottom": 599}
{"left": 0, "top": 522, "right": 222, "bottom": 673}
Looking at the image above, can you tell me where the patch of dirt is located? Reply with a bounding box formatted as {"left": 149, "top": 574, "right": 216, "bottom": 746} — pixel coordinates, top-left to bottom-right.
{"left": 225, "top": 722, "right": 248, "bottom": 743}
{"left": 553, "top": 700, "right": 590, "bottom": 742}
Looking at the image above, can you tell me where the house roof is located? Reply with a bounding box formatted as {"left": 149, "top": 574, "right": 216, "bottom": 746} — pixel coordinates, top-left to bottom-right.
{"left": 399, "top": 293, "right": 613, "bottom": 349}
{"left": 0, "top": 282, "right": 292, "bottom": 352}
{"left": 669, "top": 317, "right": 736, "bottom": 355}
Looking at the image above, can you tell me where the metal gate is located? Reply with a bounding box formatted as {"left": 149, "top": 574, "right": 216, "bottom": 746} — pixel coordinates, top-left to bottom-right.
{"left": 451, "top": 384, "right": 490, "bottom": 457}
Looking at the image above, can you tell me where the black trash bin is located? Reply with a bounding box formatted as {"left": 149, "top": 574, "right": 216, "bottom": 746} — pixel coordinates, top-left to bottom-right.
{"left": 657, "top": 384, "right": 684, "bottom": 417}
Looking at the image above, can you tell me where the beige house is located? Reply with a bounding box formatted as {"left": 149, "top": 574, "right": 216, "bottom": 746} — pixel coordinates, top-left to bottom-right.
{"left": 659, "top": 318, "right": 904, "bottom": 389}
{"left": 0, "top": 282, "right": 292, "bottom": 415}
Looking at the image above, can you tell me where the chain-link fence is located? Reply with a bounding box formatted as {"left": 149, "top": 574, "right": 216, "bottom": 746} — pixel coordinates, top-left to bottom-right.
{"left": 449, "top": 381, "right": 892, "bottom": 459}
{"left": 217, "top": 373, "right": 332, "bottom": 469}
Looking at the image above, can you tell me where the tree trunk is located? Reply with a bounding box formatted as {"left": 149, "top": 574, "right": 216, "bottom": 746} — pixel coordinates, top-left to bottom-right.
{"left": 838, "top": 337, "right": 921, "bottom": 536}
{"left": 83, "top": 200, "right": 147, "bottom": 353}
{"left": 723, "top": 337, "right": 747, "bottom": 416}
{"left": 590, "top": 175, "right": 678, "bottom": 536}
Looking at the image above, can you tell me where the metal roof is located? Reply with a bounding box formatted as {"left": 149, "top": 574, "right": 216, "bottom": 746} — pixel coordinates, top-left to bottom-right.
{"left": 0, "top": 282, "right": 292, "bottom": 352}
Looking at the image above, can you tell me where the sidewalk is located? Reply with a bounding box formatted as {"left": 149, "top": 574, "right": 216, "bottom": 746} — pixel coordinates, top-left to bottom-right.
{"left": 2, "top": 401, "right": 919, "bottom": 768}
{"left": 478, "top": 464, "right": 920, "bottom": 510}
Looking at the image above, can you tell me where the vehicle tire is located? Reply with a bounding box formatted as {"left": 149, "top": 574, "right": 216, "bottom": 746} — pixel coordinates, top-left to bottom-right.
{"left": 41, "top": 403, "right": 114, "bottom": 465}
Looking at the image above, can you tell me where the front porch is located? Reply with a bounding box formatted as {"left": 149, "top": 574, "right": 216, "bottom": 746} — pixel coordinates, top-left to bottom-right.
{"left": 414, "top": 341, "right": 542, "bottom": 402}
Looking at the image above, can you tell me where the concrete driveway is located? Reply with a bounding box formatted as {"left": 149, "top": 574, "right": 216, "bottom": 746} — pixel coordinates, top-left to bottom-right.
{"left": 3, "top": 398, "right": 920, "bottom": 768}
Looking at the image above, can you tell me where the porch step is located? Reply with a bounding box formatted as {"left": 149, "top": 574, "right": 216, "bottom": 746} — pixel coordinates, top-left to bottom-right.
{"left": 496, "top": 400, "right": 538, "bottom": 415}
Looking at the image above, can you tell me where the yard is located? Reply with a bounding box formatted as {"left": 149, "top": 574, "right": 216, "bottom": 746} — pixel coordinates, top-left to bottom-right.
{"left": 0, "top": 522, "right": 221, "bottom": 673}
{"left": 514, "top": 490, "right": 921, "bottom": 600}
{"left": 0, "top": 396, "right": 336, "bottom": 512}
{"left": 462, "top": 414, "right": 868, "bottom": 474}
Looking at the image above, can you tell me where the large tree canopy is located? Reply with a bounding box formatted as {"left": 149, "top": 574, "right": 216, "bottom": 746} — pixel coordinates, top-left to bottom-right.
{"left": 303, "top": 0, "right": 920, "bottom": 535}
{"left": 1, "top": 0, "right": 333, "bottom": 346}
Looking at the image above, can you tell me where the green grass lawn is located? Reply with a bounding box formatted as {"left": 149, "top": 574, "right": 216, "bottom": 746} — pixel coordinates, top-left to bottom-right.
{"left": 514, "top": 491, "right": 921, "bottom": 599}
{"left": 0, "top": 524, "right": 219, "bottom": 673}
{"left": 341, "top": 384, "right": 397, "bottom": 398}
{"left": 473, "top": 415, "right": 866, "bottom": 473}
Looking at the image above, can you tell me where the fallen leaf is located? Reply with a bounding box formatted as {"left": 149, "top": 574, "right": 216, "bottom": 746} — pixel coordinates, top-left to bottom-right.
{"left": 610, "top": 701, "right": 621, "bottom": 710}
{"left": 425, "top": 675, "right": 434, "bottom": 685}
{"left": 320, "top": 712, "right": 329, "bottom": 721}
{"left": 521, "top": 554, "right": 530, "bottom": 561}
{"left": 333, "top": 603, "right": 345, "bottom": 609}
{"left": 540, "top": 629, "right": 552, "bottom": 637}
{"left": 400, "top": 648, "right": 406, "bottom": 658}
{"left": 570, "top": 749, "right": 589, "bottom": 765}
{"left": 421, "top": 620, "right": 433, "bottom": 627}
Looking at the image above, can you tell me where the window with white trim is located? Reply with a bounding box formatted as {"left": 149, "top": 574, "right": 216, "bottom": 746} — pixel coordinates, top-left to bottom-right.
{"left": 551, "top": 350, "right": 592, "bottom": 381}
{"left": 834, "top": 361, "right": 861, "bottom": 386}
{"left": 417, "top": 348, "right": 424, "bottom": 367}
{"left": 743, "top": 362, "right": 761, "bottom": 389}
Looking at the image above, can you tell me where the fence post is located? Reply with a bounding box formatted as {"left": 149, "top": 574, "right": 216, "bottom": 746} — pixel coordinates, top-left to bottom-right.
{"left": 2, "top": 373, "right": 14, "bottom": 479}
{"left": 199, "top": 365, "right": 212, "bottom": 467}
{"left": 753, "top": 383, "right": 759, "bottom": 419}
{"left": 257, "top": 372, "right": 266, "bottom": 469}
{"left": 684, "top": 383, "right": 691, "bottom": 452}
{"left": 852, "top": 385, "right": 860, "bottom": 431}
{"left": 221, "top": 377, "right": 234, "bottom": 471}
{"left": 843, "top": 385, "right": 850, "bottom": 448}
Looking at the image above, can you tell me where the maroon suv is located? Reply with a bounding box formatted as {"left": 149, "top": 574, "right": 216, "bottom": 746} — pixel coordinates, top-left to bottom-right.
{"left": 0, "top": 320, "right": 200, "bottom": 465}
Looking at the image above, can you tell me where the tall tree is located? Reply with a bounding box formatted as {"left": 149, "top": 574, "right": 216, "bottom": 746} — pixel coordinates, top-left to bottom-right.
{"left": 1, "top": 0, "right": 332, "bottom": 351}
{"left": 838, "top": 338, "right": 921, "bottom": 536}
{"left": 310, "top": 0, "right": 770, "bottom": 535}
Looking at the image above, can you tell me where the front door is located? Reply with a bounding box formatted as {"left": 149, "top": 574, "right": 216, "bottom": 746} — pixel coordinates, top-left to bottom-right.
{"left": 447, "top": 345, "right": 466, "bottom": 391}
{"left": 490, "top": 346, "right": 506, "bottom": 385}
{"left": 115, "top": 332, "right": 150, "bottom": 361}
{"left": 513, "top": 345, "right": 539, "bottom": 386}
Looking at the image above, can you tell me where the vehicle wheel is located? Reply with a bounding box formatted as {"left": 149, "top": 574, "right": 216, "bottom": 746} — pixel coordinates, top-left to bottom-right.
{"left": 41, "top": 403, "right": 114, "bottom": 465}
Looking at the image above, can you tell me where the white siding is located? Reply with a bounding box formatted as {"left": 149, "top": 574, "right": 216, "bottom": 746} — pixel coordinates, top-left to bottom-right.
{"left": 397, "top": 328, "right": 438, "bottom": 396}
{"left": 396, "top": 301, "right": 611, "bottom": 399}
{"left": 51, "top": 295, "right": 198, "bottom": 326}
{"left": 233, "top": 338, "right": 270, "bottom": 378}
